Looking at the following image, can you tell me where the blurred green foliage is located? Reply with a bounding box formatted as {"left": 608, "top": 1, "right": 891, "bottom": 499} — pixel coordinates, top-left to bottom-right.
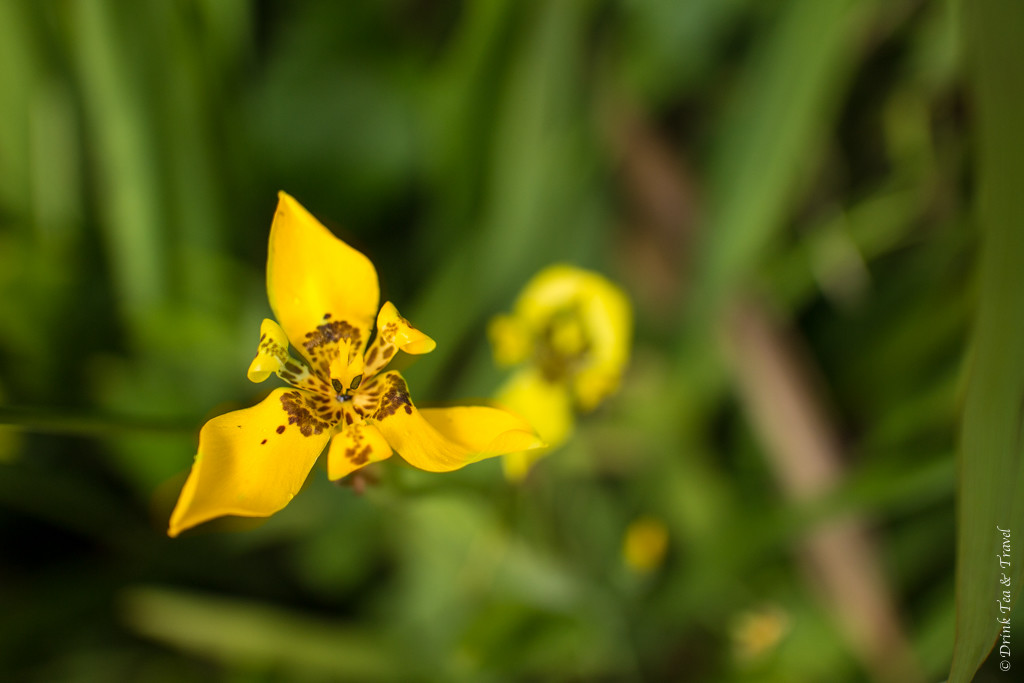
{"left": 0, "top": 0, "right": 1013, "bottom": 681}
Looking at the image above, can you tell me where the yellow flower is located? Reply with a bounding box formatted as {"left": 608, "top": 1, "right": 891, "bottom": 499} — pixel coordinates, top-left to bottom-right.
{"left": 488, "top": 265, "right": 632, "bottom": 481}
{"left": 168, "top": 192, "right": 543, "bottom": 537}
{"left": 622, "top": 516, "right": 669, "bottom": 573}
{"left": 730, "top": 604, "right": 791, "bottom": 663}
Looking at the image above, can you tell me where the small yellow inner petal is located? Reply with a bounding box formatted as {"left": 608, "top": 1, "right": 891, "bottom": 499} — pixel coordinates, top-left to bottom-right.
{"left": 362, "top": 302, "right": 435, "bottom": 378}
{"left": 248, "top": 319, "right": 291, "bottom": 383}
{"left": 377, "top": 301, "right": 436, "bottom": 355}
{"left": 247, "top": 318, "right": 326, "bottom": 393}
{"left": 329, "top": 341, "right": 365, "bottom": 391}
{"left": 327, "top": 422, "right": 393, "bottom": 480}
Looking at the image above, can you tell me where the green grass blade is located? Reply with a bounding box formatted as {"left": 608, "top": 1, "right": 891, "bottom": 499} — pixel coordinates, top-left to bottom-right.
{"left": 694, "top": 0, "right": 869, "bottom": 315}
{"left": 949, "top": 2, "right": 1024, "bottom": 680}
{"left": 121, "top": 587, "right": 400, "bottom": 679}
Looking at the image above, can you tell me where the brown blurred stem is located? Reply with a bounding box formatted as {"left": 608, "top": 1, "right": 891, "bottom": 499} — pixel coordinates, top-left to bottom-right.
{"left": 725, "top": 298, "right": 922, "bottom": 683}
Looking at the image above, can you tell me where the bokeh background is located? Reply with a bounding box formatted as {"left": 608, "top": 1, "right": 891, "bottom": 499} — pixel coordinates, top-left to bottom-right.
{"left": 1, "top": 1, "right": 1017, "bottom": 681}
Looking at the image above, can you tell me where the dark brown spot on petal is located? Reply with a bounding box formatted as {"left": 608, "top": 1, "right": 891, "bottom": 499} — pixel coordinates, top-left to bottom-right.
{"left": 323, "top": 312, "right": 332, "bottom": 320}
{"left": 343, "top": 442, "right": 373, "bottom": 466}
{"left": 284, "top": 362, "right": 301, "bottom": 374}
{"left": 261, "top": 439, "right": 268, "bottom": 445}
{"left": 276, "top": 425, "right": 286, "bottom": 434}
{"left": 365, "top": 346, "right": 378, "bottom": 367}
{"left": 344, "top": 413, "right": 354, "bottom": 425}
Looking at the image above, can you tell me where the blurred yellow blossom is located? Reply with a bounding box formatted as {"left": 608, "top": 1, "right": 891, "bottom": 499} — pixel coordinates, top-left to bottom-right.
{"left": 730, "top": 604, "right": 791, "bottom": 663}
{"left": 489, "top": 265, "right": 632, "bottom": 481}
{"left": 168, "top": 193, "right": 543, "bottom": 536}
{"left": 622, "top": 516, "right": 669, "bottom": 573}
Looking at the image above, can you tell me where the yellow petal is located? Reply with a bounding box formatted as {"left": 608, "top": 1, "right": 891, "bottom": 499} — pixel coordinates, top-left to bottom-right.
{"left": 487, "top": 314, "right": 530, "bottom": 367}
{"left": 494, "top": 368, "right": 574, "bottom": 482}
{"left": 329, "top": 345, "right": 365, "bottom": 392}
{"left": 246, "top": 318, "right": 327, "bottom": 394}
{"left": 357, "top": 371, "right": 543, "bottom": 472}
{"left": 168, "top": 388, "right": 332, "bottom": 537}
{"left": 247, "top": 319, "right": 290, "bottom": 383}
{"left": 377, "top": 301, "right": 436, "bottom": 354}
{"left": 363, "top": 301, "right": 435, "bottom": 377}
{"left": 327, "top": 422, "right": 393, "bottom": 480}
{"left": 267, "top": 192, "right": 380, "bottom": 373}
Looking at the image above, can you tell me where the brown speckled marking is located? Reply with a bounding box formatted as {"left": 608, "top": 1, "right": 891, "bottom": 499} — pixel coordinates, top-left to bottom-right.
{"left": 302, "top": 321, "right": 361, "bottom": 376}
{"left": 276, "top": 425, "right": 286, "bottom": 434}
{"left": 261, "top": 439, "right": 268, "bottom": 445}
{"left": 350, "top": 445, "right": 372, "bottom": 465}
{"left": 341, "top": 427, "right": 374, "bottom": 465}
{"left": 373, "top": 374, "right": 413, "bottom": 420}
{"left": 280, "top": 390, "right": 336, "bottom": 437}
{"left": 258, "top": 335, "right": 289, "bottom": 365}
{"left": 323, "top": 312, "right": 332, "bottom": 320}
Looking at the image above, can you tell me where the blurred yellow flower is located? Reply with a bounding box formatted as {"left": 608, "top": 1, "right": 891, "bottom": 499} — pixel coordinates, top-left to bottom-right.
{"left": 168, "top": 193, "right": 542, "bottom": 537}
{"left": 730, "top": 604, "right": 791, "bottom": 663}
{"left": 489, "top": 265, "right": 632, "bottom": 481}
{"left": 622, "top": 516, "right": 669, "bottom": 573}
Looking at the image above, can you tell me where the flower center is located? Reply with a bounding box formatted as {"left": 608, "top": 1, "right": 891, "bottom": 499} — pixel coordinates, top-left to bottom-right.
{"left": 536, "top": 307, "right": 591, "bottom": 382}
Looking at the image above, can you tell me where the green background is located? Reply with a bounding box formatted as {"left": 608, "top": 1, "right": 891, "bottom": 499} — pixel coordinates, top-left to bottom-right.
{"left": 0, "top": 1, "right": 1019, "bottom": 681}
